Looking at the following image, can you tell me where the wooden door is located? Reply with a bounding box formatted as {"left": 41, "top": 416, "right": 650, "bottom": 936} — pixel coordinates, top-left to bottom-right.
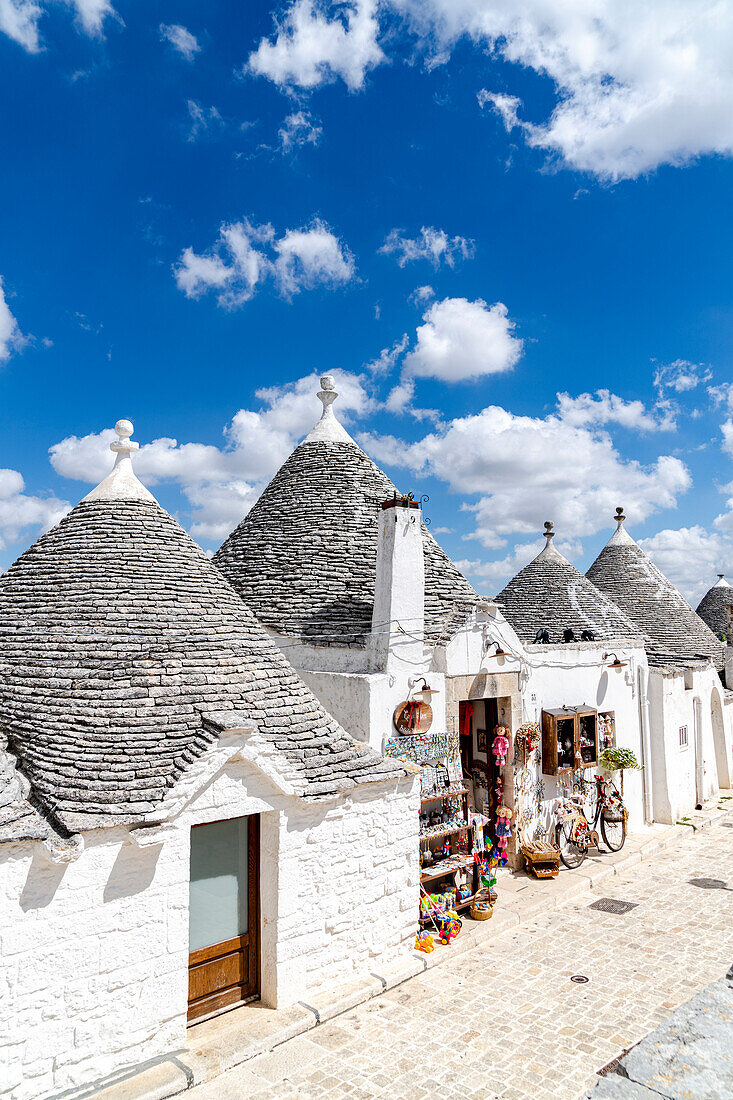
{"left": 187, "top": 815, "right": 260, "bottom": 1024}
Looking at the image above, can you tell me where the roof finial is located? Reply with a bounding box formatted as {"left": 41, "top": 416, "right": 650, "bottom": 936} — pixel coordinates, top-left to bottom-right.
{"left": 536, "top": 520, "right": 561, "bottom": 561}
{"left": 606, "top": 503, "right": 635, "bottom": 547}
{"left": 714, "top": 573, "right": 729, "bottom": 588}
{"left": 317, "top": 375, "right": 338, "bottom": 420}
{"left": 83, "top": 417, "right": 156, "bottom": 504}
{"left": 303, "top": 374, "right": 354, "bottom": 445}
{"left": 111, "top": 419, "right": 138, "bottom": 459}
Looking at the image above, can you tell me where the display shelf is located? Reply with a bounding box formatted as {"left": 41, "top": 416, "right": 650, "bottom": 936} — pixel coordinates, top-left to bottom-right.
{"left": 420, "top": 855, "right": 474, "bottom": 884}
{"left": 420, "top": 786, "right": 469, "bottom": 805}
{"left": 419, "top": 823, "right": 469, "bottom": 842}
{"left": 418, "top": 892, "right": 484, "bottom": 922}
{"left": 542, "top": 706, "right": 599, "bottom": 775}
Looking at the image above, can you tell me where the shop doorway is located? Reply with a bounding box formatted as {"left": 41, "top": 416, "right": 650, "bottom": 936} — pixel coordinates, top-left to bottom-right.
{"left": 187, "top": 815, "right": 260, "bottom": 1024}
{"left": 459, "top": 698, "right": 501, "bottom": 822}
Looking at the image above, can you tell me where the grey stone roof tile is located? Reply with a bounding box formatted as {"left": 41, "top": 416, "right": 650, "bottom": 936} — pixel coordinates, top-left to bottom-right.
{"left": 696, "top": 576, "right": 733, "bottom": 642}
{"left": 586, "top": 513, "right": 724, "bottom": 670}
{"left": 0, "top": 497, "right": 405, "bottom": 832}
{"left": 214, "top": 437, "right": 479, "bottom": 647}
{"left": 495, "top": 526, "right": 643, "bottom": 644}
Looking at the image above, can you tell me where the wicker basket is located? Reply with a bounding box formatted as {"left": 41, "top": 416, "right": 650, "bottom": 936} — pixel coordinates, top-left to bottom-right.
{"left": 470, "top": 898, "right": 493, "bottom": 920}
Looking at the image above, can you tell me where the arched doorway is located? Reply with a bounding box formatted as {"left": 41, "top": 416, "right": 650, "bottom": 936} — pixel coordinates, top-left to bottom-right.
{"left": 711, "top": 691, "right": 731, "bottom": 791}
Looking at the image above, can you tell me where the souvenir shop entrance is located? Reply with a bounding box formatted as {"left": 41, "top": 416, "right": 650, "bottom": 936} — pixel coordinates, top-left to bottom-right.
{"left": 459, "top": 698, "right": 512, "bottom": 865}
{"left": 446, "top": 670, "right": 521, "bottom": 869}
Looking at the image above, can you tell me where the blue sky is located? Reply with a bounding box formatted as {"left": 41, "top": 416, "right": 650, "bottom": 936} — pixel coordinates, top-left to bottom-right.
{"left": 1, "top": 0, "right": 732, "bottom": 602}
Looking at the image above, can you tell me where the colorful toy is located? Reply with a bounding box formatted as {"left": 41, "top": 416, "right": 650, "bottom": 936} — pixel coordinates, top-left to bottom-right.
{"left": 492, "top": 726, "right": 510, "bottom": 767}
{"left": 437, "top": 915, "right": 461, "bottom": 944}
{"left": 414, "top": 931, "right": 435, "bottom": 953}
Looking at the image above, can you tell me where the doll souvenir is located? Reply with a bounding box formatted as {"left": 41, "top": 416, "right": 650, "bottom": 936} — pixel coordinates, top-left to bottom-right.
{"left": 492, "top": 726, "right": 510, "bottom": 767}
{"left": 495, "top": 805, "right": 513, "bottom": 866}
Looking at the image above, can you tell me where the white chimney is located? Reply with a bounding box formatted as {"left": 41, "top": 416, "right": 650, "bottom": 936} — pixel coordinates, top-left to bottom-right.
{"left": 369, "top": 493, "right": 425, "bottom": 673}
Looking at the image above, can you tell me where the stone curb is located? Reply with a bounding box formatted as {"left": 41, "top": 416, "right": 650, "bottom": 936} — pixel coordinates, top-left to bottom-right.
{"left": 89, "top": 801, "right": 731, "bottom": 1100}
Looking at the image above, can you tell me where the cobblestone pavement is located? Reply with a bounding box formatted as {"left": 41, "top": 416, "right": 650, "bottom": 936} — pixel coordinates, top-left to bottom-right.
{"left": 190, "top": 819, "right": 733, "bottom": 1100}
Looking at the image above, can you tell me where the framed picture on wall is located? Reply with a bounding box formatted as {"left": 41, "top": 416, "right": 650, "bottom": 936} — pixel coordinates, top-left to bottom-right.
{"left": 477, "top": 728, "right": 487, "bottom": 753}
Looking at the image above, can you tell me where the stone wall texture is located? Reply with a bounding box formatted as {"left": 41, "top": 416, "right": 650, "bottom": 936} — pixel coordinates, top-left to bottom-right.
{"left": 0, "top": 757, "right": 418, "bottom": 1100}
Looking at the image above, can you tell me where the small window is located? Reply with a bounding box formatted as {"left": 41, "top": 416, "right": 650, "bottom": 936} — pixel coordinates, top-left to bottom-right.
{"left": 679, "top": 725, "right": 688, "bottom": 749}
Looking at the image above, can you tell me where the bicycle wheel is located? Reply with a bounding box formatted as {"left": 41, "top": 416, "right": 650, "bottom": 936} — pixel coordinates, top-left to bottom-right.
{"left": 600, "top": 810, "right": 626, "bottom": 852}
{"left": 555, "top": 820, "right": 586, "bottom": 868}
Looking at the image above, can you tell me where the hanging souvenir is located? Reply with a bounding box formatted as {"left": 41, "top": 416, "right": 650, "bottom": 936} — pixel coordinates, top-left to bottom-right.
{"left": 495, "top": 806, "right": 512, "bottom": 866}
{"left": 492, "top": 726, "right": 510, "bottom": 767}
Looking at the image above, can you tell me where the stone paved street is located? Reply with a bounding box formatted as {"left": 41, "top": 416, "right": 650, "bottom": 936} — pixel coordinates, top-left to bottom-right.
{"left": 189, "top": 818, "right": 733, "bottom": 1100}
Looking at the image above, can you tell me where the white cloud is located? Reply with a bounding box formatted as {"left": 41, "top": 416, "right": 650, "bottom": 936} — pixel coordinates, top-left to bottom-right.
{"left": 66, "top": 0, "right": 115, "bottom": 36}
{"left": 477, "top": 91, "right": 521, "bottom": 132}
{"left": 249, "top": 0, "right": 733, "bottom": 181}
{"left": 709, "top": 382, "right": 733, "bottom": 411}
{"left": 49, "top": 370, "right": 376, "bottom": 542}
{"left": 402, "top": 297, "right": 522, "bottom": 383}
{"left": 186, "top": 101, "right": 224, "bottom": 142}
{"left": 0, "top": 0, "right": 43, "bottom": 50}
{"left": 410, "top": 285, "right": 435, "bottom": 305}
{"left": 274, "top": 222, "right": 355, "bottom": 296}
{"left": 379, "top": 226, "right": 474, "bottom": 268}
{"left": 638, "top": 525, "right": 730, "bottom": 605}
{"left": 364, "top": 333, "right": 409, "bottom": 375}
{"left": 385, "top": 377, "right": 415, "bottom": 414}
{"left": 278, "top": 110, "right": 322, "bottom": 151}
{"left": 360, "top": 404, "right": 691, "bottom": 550}
{"left": 0, "top": 0, "right": 115, "bottom": 50}
{"left": 654, "top": 359, "right": 712, "bottom": 393}
{"left": 160, "top": 23, "right": 200, "bottom": 60}
{"left": 0, "top": 467, "right": 69, "bottom": 551}
{"left": 248, "top": 0, "right": 383, "bottom": 91}
{"left": 556, "top": 389, "right": 675, "bottom": 432}
{"left": 174, "top": 217, "right": 355, "bottom": 308}
{"left": 0, "top": 278, "right": 25, "bottom": 363}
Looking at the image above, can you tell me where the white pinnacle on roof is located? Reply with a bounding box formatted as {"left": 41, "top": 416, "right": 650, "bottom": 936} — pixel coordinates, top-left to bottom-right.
{"left": 84, "top": 419, "right": 157, "bottom": 504}
{"left": 302, "top": 375, "right": 355, "bottom": 445}
{"left": 714, "top": 573, "right": 729, "bottom": 588}
{"left": 536, "top": 520, "right": 563, "bottom": 561}
{"left": 607, "top": 506, "right": 636, "bottom": 547}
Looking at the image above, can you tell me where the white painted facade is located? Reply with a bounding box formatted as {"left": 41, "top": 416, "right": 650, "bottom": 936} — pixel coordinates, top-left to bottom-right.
{"left": 0, "top": 745, "right": 418, "bottom": 1100}
{"left": 278, "top": 586, "right": 651, "bottom": 845}
{"left": 646, "top": 663, "right": 732, "bottom": 823}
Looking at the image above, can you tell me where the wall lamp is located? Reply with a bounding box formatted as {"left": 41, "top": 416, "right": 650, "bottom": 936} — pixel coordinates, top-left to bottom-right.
{"left": 603, "top": 652, "right": 627, "bottom": 670}
{"left": 484, "top": 639, "right": 507, "bottom": 658}
{"left": 408, "top": 675, "right": 439, "bottom": 699}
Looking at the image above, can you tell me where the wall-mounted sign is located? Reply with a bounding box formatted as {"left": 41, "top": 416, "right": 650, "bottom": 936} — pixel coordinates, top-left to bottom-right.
{"left": 393, "top": 699, "right": 433, "bottom": 734}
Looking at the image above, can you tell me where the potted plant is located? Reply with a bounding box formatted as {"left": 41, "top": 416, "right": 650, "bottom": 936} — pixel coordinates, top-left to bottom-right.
{"left": 598, "top": 747, "right": 642, "bottom": 797}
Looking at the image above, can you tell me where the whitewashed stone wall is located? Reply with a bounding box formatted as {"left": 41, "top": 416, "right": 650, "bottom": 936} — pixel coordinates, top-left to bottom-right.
{"left": 0, "top": 758, "right": 418, "bottom": 1100}
{"left": 647, "top": 665, "right": 730, "bottom": 823}
{"left": 522, "top": 641, "right": 648, "bottom": 835}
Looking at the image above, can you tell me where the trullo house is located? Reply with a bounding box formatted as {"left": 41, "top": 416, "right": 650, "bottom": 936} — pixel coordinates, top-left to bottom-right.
{"left": 0, "top": 421, "right": 417, "bottom": 1100}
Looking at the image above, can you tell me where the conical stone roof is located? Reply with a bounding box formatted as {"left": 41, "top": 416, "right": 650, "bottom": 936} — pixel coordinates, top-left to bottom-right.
{"left": 214, "top": 377, "right": 478, "bottom": 647}
{"left": 586, "top": 509, "right": 725, "bottom": 669}
{"left": 495, "top": 522, "right": 642, "bottom": 645}
{"left": 696, "top": 575, "right": 733, "bottom": 642}
{"left": 0, "top": 422, "right": 403, "bottom": 833}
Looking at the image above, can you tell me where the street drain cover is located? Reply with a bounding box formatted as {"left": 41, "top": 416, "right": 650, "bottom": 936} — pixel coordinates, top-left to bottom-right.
{"left": 570, "top": 974, "right": 589, "bottom": 984}
{"left": 588, "top": 898, "right": 638, "bottom": 914}
{"left": 689, "top": 878, "right": 729, "bottom": 890}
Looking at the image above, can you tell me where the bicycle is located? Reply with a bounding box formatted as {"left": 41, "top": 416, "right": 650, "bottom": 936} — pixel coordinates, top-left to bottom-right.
{"left": 555, "top": 774, "right": 627, "bottom": 868}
